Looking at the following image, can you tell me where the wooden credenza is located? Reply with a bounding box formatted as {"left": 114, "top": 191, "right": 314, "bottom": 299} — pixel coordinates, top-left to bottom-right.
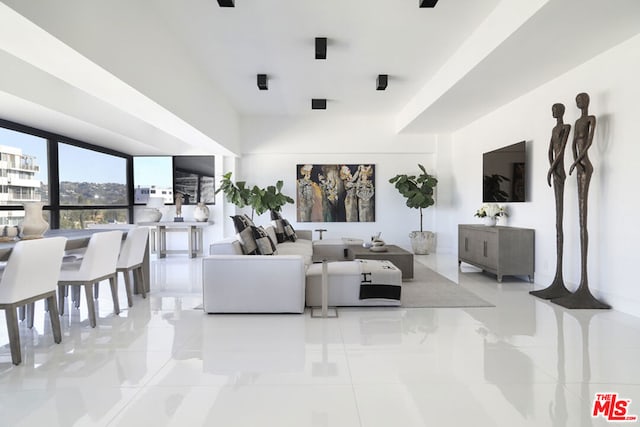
{"left": 458, "top": 224, "right": 534, "bottom": 282}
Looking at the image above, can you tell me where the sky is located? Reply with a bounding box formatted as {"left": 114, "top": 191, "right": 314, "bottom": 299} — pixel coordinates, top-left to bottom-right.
{"left": 0, "top": 127, "right": 173, "bottom": 186}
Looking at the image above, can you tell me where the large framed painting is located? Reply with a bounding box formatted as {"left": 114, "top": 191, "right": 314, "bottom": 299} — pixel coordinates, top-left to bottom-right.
{"left": 296, "top": 164, "right": 375, "bottom": 222}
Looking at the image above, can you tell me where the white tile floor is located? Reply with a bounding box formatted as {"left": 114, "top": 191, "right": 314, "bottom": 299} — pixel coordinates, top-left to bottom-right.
{"left": 1, "top": 253, "right": 639, "bottom": 426}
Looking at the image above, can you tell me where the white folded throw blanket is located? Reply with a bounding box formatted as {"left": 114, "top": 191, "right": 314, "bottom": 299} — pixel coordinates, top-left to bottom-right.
{"left": 357, "top": 259, "right": 401, "bottom": 300}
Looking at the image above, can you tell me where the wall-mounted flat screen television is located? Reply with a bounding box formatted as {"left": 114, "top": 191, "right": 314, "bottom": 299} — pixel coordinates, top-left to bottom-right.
{"left": 483, "top": 141, "right": 526, "bottom": 202}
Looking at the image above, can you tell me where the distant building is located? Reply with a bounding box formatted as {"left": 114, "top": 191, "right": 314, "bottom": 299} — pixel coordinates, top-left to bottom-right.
{"left": 0, "top": 144, "right": 42, "bottom": 225}
{"left": 134, "top": 185, "right": 174, "bottom": 204}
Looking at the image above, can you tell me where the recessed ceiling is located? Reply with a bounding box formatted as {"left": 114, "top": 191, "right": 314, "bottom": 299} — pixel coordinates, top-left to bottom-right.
{"left": 150, "top": 0, "right": 500, "bottom": 116}
{"left": 1, "top": 0, "right": 640, "bottom": 155}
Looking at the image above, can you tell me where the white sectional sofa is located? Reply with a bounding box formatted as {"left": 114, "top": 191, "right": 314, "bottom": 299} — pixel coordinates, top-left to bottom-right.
{"left": 202, "top": 226, "right": 403, "bottom": 313}
{"left": 202, "top": 227, "right": 312, "bottom": 313}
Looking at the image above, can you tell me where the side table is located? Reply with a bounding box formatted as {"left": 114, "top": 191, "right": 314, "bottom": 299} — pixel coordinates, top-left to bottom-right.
{"left": 138, "top": 221, "right": 213, "bottom": 258}
{"left": 310, "top": 260, "right": 338, "bottom": 318}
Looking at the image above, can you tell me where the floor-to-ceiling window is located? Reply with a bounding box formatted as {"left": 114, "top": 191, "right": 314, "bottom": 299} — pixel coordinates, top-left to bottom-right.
{"left": 0, "top": 118, "right": 133, "bottom": 229}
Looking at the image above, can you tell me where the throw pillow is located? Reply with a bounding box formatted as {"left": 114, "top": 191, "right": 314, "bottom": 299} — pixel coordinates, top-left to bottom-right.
{"left": 242, "top": 214, "right": 255, "bottom": 227}
{"left": 282, "top": 219, "right": 297, "bottom": 242}
{"left": 270, "top": 210, "right": 286, "bottom": 243}
{"left": 254, "top": 226, "right": 277, "bottom": 255}
{"left": 231, "top": 215, "right": 258, "bottom": 255}
{"left": 264, "top": 226, "right": 279, "bottom": 249}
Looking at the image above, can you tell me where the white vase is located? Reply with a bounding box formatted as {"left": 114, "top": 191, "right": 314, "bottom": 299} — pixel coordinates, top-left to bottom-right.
{"left": 194, "top": 203, "right": 210, "bottom": 222}
{"left": 496, "top": 215, "right": 508, "bottom": 226}
{"left": 136, "top": 207, "right": 162, "bottom": 223}
{"left": 409, "top": 231, "right": 435, "bottom": 255}
{"left": 483, "top": 217, "right": 496, "bottom": 226}
{"left": 20, "top": 202, "right": 49, "bottom": 239}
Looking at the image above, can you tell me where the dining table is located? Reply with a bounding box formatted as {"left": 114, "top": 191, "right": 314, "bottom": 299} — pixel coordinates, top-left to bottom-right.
{"left": 0, "top": 228, "right": 150, "bottom": 294}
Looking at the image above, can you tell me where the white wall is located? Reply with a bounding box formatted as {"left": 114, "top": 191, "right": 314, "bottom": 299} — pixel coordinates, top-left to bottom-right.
{"left": 440, "top": 33, "right": 640, "bottom": 316}
{"left": 235, "top": 115, "right": 438, "bottom": 250}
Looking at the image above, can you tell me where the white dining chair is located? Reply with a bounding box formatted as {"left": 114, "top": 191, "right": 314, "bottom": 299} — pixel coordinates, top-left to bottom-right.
{"left": 58, "top": 230, "right": 122, "bottom": 328}
{"left": 0, "top": 236, "right": 67, "bottom": 365}
{"left": 116, "top": 227, "right": 149, "bottom": 307}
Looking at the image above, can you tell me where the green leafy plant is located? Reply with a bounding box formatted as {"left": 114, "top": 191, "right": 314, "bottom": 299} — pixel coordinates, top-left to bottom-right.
{"left": 215, "top": 172, "right": 252, "bottom": 208}
{"left": 216, "top": 172, "right": 294, "bottom": 219}
{"left": 389, "top": 164, "right": 438, "bottom": 232}
{"left": 248, "top": 181, "right": 294, "bottom": 217}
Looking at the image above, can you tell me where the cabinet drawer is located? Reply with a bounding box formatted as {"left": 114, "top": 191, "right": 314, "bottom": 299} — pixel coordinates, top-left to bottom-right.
{"left": 477, "top": 231, "right": 498, "bottom": 268}
{"left": 458, "top": 228, "right": 477, "bottom": 262}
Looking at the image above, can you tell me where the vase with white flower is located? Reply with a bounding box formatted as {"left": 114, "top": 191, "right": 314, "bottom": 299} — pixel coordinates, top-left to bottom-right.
{"left": 495, "top": 206, "right": 508, "bottom": 226}
{"left": 474, "top": 203, "right": 507, "bottom": 226}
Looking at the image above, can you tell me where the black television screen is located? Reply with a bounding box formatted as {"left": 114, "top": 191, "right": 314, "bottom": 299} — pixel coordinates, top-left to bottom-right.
{"left": 483, "top": 141, "right": 526, "bottom": 202}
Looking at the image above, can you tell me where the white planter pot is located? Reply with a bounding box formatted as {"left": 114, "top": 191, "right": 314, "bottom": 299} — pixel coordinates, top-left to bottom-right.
{"left": 20, "top": 202, "right": 49, "bottom": 239}
{"left": 137, "top": 207, "right": 162, "bottom": 223}
{"left": 194, "top": 203, "right": 210, "bottom": 222}
{"left": 409, "top": 231, "right": 435, "bottom": 255}
{"left": 483, "top": 217, "right": 497, "bottom": 226}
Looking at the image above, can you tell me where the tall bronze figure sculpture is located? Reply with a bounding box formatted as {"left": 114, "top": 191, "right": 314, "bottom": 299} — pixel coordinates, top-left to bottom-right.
{"left": 552, "top": 92, "right": 610, "bottom": 309}
{"left": 531, "top": 103, "right": 572, "bottom": 299}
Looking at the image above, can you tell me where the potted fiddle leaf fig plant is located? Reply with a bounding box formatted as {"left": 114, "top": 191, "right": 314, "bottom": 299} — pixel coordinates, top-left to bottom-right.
{"left": 216, "top": 172, "right": 252, "bottom": 209}
{"left": 389, "top": 164, "right": 438, "bottom": 254}
{"left": 216, "top": 172, "right": 294, "bottom": 219}
{"left": 249, "top": 180, "right": 294, "bottom": 217}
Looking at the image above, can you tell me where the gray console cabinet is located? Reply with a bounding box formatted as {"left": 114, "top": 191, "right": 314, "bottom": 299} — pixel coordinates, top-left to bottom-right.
{"left": 458, "top": 224, "right": 534, "bottom": 282}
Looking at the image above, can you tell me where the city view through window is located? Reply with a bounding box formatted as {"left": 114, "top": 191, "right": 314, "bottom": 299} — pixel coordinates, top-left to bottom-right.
{"left": 0, "top": 127, "right": 129, "bottom": 229}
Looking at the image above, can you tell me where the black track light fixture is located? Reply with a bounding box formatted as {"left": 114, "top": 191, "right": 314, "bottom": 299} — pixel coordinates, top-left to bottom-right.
{"left": 257, "top": 74, "right": 268, "bottom": 90}
{"left": 376, "top": 75, "right": 388, "bottom": 91}
{"left": 217, "top": 0, "right": 234, "bottom": 7}
{"left": 419, "top": 0, "right": 439, "bottom": 7}
{"left": 315, "top": 37, "right": 327, "bottom": 60}
{"left": 312, "top": 99, "right": 327, "bottom": 110}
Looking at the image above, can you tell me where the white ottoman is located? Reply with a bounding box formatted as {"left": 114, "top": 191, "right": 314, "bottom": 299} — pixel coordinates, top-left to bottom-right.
{"left": 305, "top": 259, "right": 402, "bottom": 307}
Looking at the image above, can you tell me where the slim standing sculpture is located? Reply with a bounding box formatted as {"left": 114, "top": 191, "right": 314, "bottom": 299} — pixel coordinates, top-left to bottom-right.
{"left": 531, "top": 103, "right": 572, "bottom": 299}
{"left": 552, "top": 93, "right": 610, "bottom": 309}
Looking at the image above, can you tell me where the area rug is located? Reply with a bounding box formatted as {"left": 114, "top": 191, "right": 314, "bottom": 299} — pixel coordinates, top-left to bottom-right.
{"left": 401, "top": 262, "right": 494, "bottom": 308}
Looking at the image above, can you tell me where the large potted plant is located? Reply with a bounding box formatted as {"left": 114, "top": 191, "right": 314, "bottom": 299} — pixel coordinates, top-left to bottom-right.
{"left": 389, "top": 164, "right": 438, "bottom": 254}
{"left": 216, "top": 172, "right": 294, "bottom": 219}
{"left": 248, "top": 181, "right": 294, "bottom": 216}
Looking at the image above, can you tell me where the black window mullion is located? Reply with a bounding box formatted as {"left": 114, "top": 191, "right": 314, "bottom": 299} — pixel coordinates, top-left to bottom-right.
{"left": 48, "top": 138, "right": 60, "bottom": 229}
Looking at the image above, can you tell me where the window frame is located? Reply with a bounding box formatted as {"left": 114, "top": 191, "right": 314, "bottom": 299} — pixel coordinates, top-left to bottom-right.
{"left": 0, "top": 118, "right": 134, "bottom": 229}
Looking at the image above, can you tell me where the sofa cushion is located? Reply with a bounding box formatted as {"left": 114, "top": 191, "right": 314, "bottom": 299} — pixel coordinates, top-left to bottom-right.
{"left": 254, "top": 226, "right": 277, "bottom": 255}
{"left": 210, "top": 238, "right": 244, "bottom": 255}
{"left": 277, "top": 239, "right": 312, "bottom": 265}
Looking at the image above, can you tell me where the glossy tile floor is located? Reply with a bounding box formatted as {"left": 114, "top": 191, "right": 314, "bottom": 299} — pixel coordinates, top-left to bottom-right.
{"left": 1, "top": 253, "right": 640, "bottom": 426}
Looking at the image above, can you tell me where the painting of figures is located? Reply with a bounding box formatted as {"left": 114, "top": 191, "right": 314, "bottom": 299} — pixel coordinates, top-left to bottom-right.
{"left": 296, "top": 164, "right": 375, "bottom": 222}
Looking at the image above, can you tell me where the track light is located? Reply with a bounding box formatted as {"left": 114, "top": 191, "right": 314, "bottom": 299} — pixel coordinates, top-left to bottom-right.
{"left": 312, "top": 99, "right": 327, "bottom": 110}
{"left": 376, "top": 74, "right": 388, "bottom": 91}
{"left": 315, "top": 37, "right": 327, "bottom": 60}
{"left": 257, "top": 74, "right": 268, "bottom": 90}
{"left": 419, "top": 0, "right": 438, "bottom": 7}
{"left": 217, "top": 0, "right": 234, "bottom": 7}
